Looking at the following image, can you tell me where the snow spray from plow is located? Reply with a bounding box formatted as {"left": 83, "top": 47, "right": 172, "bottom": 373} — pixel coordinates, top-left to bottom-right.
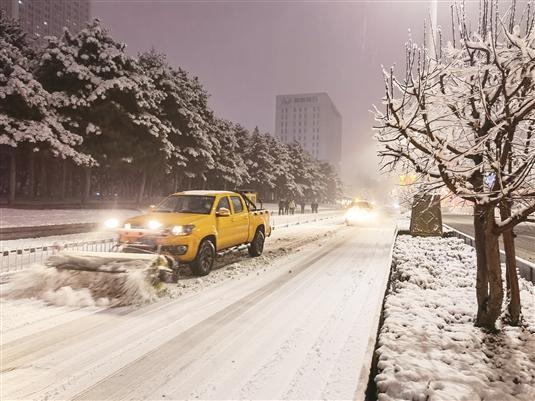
{"left": 4, "top": 252, "right": 174, "bottom": 307}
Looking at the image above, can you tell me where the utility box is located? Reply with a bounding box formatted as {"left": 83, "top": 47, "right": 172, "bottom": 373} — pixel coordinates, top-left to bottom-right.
{"left": 410, "top": 194, "right": 443, "bottom": 236}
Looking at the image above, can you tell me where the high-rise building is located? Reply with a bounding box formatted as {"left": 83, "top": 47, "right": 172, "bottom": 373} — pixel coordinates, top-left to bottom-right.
{"left": 0, "top": 0, "right": 91, "bottom": 39}
{"left": 275, "top": 92, "right": 342, "bottom": 169}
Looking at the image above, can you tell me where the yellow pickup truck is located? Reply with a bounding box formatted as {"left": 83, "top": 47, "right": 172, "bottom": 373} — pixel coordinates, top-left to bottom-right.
{"left": 114, "top": 190, "right": 271, "bottom": 276}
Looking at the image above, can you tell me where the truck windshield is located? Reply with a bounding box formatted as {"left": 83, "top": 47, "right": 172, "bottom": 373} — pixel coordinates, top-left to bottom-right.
{"left": 155, "top": 195, "right": 215, "bottom": 214}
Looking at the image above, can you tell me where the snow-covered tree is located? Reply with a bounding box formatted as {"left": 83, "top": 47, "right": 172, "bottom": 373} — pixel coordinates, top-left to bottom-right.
{"left": 205, "top": 120, "right": 249, "bottom": 189}
{"left": 0, "top": 13, "right": 92, "bottom": 203}
{"left": 285, "top": 142, "right": 315, "bottom": 199}
{"left": 1, "top": 16, "right": 342, "bottom": 206}
{"left": 243, "top": 127, "right": 277, "bottom": 199}
{"left": 138, "top": 49, "right": 216, "bottom": 190}
{"left": 318, "top": 161, "right": 342, "bottom": 202}
{"left": 264, "top": 134, "right": 295, "bottom": 199}
{"left": 375, "top": 0, "right": 535, "bottom": 328}
{"left": 35, "top": 20, "right": 173, "bottom": 202}
{"left": 168, "top": 68, "right": 215, "bottom": 187}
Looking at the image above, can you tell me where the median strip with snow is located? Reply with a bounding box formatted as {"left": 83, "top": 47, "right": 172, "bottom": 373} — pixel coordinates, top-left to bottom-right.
{"left": 375, "top": 235, "right": 535, "bottom": 401}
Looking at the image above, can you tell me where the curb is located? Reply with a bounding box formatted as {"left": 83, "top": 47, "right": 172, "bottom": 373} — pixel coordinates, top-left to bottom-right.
{"left": 357, "top": 225, "right": 398, "bottom": 401}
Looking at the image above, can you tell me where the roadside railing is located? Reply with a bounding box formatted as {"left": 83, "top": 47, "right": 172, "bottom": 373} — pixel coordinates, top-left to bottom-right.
{"left": 271, "top": 210, "right": 342, "bottom": 229}
{"left": 1, "top": 238, "right": 115, "bottom": 274}
{"left": 444, "top": 224, "right": 535, "bottom": 284}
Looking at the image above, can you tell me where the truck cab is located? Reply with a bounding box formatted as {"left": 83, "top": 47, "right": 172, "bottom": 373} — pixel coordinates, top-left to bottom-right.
{"left": 117, "top": 190, "right": 271, "bottom": 275}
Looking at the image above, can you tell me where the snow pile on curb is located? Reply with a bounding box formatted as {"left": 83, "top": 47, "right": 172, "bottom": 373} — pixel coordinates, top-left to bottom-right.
{"left": 376, "top": 235, "right": 535, "bottom": 401}
{"left": 3, "top": 265, "right": 157, "bottom": 307}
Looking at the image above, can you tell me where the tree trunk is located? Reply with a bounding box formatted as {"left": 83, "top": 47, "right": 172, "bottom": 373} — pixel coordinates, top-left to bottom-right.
{"left": 499, "top": 201, "right": 521, "bottom": 325}
{"left": 474, "top": 204, "right": 489, "bottom": 325}
{"left": 8, "top": 149, "right": 16, "bottom": 205}
{"left": 39, "top": 154, "right": 49, "bottom": 199}
{"left": 28, "top": 152, "right": 35, "bottom": 199}
{"left": 137, "top": 168, "right": 147, "bottom": 205}
{"left": 60, "top": 160, "right": 67, "bottom": 201}
{"left": 81, "top": 167, "right": 91, "bottom": 205}
{"left": 175, "top": 174, "right": 183, "bottom": 193}
{"left": 476, "top": 206, "right": 504, "bottom": 329}
{"left": 66, "top": 163, "right": 72, "bottom": 200}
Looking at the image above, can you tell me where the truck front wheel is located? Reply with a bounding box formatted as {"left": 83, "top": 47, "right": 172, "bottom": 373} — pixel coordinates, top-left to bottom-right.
{"left": 190, "top": 239, "right": 215, "bottom": 276}
{"left": 248, "top": 229, "right": 265, "bottom": 257}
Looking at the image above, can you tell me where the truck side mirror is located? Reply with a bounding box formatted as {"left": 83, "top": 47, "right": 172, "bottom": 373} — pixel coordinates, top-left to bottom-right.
{"left": 216, "top": 207, "right": 231, "bottom": 217}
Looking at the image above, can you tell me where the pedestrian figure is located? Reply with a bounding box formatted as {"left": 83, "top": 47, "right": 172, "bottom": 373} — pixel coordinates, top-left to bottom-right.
{"left": 289, "top": 199, "right": 296, "bottom": 215}
{"left": 278, "top": 199, "right": 285, "bottom": 215}
{"left": 300, "top": 200, "right": 305, "bottom": 214}
{"left": 284, "top": 200, "right": 290, "bottom": 215}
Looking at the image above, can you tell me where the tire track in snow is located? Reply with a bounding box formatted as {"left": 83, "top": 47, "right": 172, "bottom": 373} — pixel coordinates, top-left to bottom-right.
{"left": 149, "top": 238, "right": 345, "bottom": 399}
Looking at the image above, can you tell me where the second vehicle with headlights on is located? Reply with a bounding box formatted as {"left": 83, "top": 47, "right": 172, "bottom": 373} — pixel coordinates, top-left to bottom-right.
{"left": 344, "top": 199, "right": 376, "bottom": 225}
{"left": 105, "top": 190, "right": 271, "bottom": 276}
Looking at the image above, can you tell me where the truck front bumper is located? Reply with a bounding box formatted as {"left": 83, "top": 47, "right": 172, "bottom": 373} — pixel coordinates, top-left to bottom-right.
{"left": 118, "top": 231, "right": 199, "bottom": 262}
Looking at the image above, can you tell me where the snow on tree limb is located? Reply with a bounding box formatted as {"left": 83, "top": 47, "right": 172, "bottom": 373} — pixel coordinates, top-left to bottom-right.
{"left": 374, "top": 2, "right": 535, "bottom": 225}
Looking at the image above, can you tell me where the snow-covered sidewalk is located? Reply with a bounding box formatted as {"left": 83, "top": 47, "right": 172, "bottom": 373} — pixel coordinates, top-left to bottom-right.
{"left": 375, "top": 235, "right": 535, "bottom": 401}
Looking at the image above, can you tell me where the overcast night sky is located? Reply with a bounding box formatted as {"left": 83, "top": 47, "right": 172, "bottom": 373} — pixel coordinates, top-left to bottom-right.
{"left": 91, "top": 0, "right": 478, "bottom": 188}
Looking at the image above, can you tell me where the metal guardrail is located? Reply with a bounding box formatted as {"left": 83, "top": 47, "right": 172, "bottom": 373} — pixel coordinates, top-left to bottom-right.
{"left": 1, "top": 238, "right": 115, "bottom": 273}
{"left": 444, "top": 224, "right": 535, "bottom": 284}
{"left": 271, "top": 211, "right": 341, "bottom": 229}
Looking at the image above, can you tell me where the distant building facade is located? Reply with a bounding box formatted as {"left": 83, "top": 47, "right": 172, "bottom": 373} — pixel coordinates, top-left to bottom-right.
{"left": 275, "top": 92, "right": 342, "bottom": 169}
{"left": 0, "top": 0, "right": 91, "bottom": 39}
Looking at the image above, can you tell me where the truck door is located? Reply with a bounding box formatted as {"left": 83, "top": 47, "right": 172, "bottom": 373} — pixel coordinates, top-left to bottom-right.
{"left": 230, "top": 195, "right": 249, "bottom": 245}
{"left": 215, "top": 196, "right": 234, "bottom": 250}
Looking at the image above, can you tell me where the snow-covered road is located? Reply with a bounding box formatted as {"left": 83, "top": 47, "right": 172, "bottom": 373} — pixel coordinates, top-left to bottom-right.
{"left": 1, "top": 217, "right": 396, "bottom": 400}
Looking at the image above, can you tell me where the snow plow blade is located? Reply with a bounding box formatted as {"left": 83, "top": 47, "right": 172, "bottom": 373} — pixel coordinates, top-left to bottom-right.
{"left": 46, "top": 251, "right": 171, "bottom": 275}
{"left": 6, "top": 251, "right": 177, "bottom": 307}
{"left": 15, "top": 250, "right": 178, "bottom": 306}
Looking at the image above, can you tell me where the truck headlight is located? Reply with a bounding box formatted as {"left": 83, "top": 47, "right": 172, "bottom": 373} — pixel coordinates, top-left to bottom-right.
{"left": 148, "top": 220, "right": 162, "bottom": 230}
{"left": 104, "top": 218, "right": 119, "bottom": 229}
{"left": 345, "top": 208, "right": 371, "bottom": 223}
{"left": 171, "top": 225, "right": 195, "bottom": 236}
